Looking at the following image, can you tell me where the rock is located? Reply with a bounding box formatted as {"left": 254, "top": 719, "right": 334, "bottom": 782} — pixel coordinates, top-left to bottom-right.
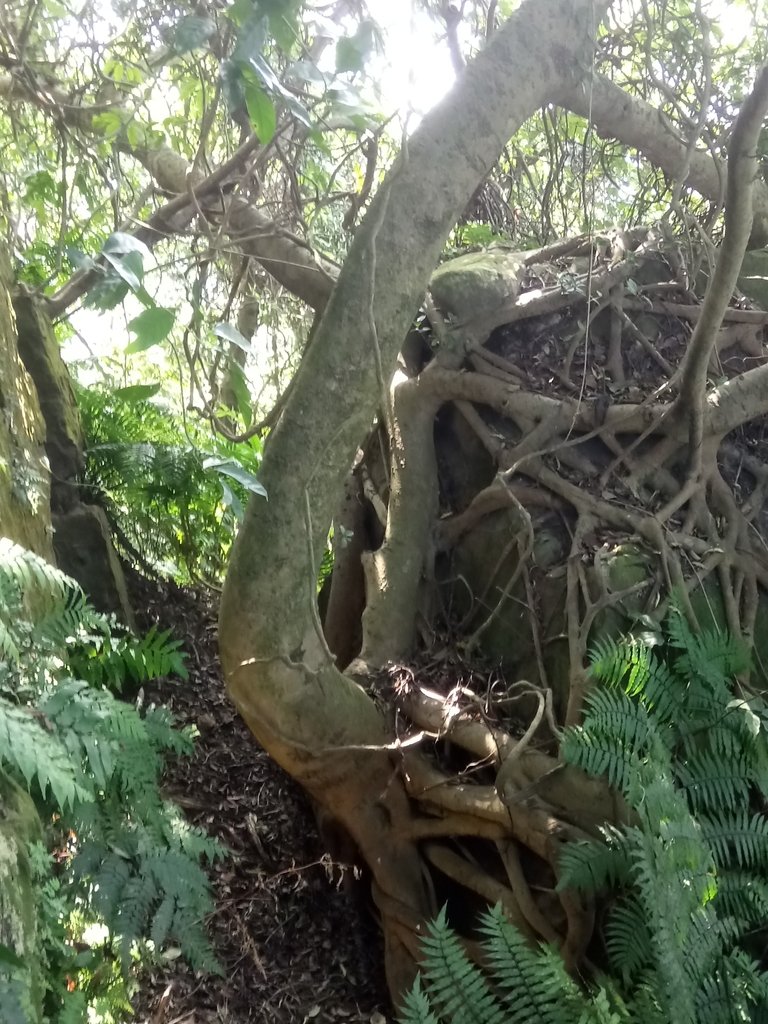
{"left": 53, "top": 504, "right": 136, "bottom": 630}
{"left": 430, "top": 248, "right": 526, "bottom": 324}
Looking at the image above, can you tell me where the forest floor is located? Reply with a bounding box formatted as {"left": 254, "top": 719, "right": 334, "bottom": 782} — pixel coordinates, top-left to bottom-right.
{"left": 128, "top": 574, "right": 389, "bottom": 1024}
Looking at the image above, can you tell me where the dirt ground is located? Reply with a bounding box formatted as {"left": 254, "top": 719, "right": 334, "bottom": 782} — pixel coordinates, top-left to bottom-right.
{"left": 128, "top": 575, "right": 389, "bottom": 1024}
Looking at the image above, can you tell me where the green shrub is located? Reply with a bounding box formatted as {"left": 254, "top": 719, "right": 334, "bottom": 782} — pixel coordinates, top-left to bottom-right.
{"left": 401, "top": 610, "right": 768, "bottom": 1024}
{"left": 77, "top": 385, "right": 264, "bottom": 582}
{"left": 0, "top": 539, "right": 221, "bottom": 1023}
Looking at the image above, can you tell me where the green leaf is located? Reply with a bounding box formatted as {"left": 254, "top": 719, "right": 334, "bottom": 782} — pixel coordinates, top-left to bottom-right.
{"left": 170, "top": 14, "right": 215, "bottom": 53}
{"left": 245, "top": 51, "right": 283, "bottom": 92}
{"left": 113, "top": 383, "right": 162, "bottom": 402}
{"left": 103, "top": 250, "right": 144, "bottom": 292}
{"left": 83, "top": 275, "right": 130, "bottom": 311}
{"left": 125, "top": 120, "right": 147, "bottom": 148}
{"left": 335, "top": 22, "right": 379, "bottom": 75}
{"left": 126, "top": 307, "right": 175, "bottom": 353}
{"left": 92, "top": 110, "right": 124, "bottom": 138}
{"left": 103, "top": 232, "right": 151, "bottom": 259}
{"left": 203, "top": 457, "right": 267, "bottom": 498}
{"left": 213, "top": 322, "right": 251, "bottom": 351}
{"left": 243, "top": 80, "right": 276, "bottom": 143}
{"left": 100, "top": 234, "right": 149, "bottom": 294}
{"left": 219, "top": 480, "right": 244, "bottom": 521}
{"left": 226, "top": 362, "right": 253, "bottom": 427}
{"left": 244, "top": 54, "right": 312, "bottom": 126}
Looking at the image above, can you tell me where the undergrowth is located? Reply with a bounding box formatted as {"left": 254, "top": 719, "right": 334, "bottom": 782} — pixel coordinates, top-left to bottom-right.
{"left": 0, "top": 538, "right": 221, "bottom": 1024}
{"left": 400, "top": 609, "right": 768, "bottom": 1024}
{"left": 77, "top": 385, "right": 265, "bottom": 583}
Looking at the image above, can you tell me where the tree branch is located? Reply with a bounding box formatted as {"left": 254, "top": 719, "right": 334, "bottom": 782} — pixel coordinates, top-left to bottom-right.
{"left": 0, "top": 71, "right": 336, "bottom": 312}
{"left": 561, "top": 72, "right": 768, "bottom": 247}
{"left": 220, "top": 0, "right": 612, "bottom": 745}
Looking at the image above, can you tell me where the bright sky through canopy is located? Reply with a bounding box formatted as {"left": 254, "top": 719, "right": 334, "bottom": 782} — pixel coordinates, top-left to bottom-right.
{"left": 365, "top": 0, "right": 457, "bottom": 121}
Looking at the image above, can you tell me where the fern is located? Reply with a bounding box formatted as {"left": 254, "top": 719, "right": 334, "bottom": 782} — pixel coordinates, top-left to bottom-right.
{"left": 67, "top": 624, "right": 187, "bottom": 691}
{"left": 699, "top": 810, "right": 768, "bottom": 870}
{"left": 419, "top": 907, "right": 506, "bottom": 1024}
{"left": 0, "top": 698, "right": 91, "bottom": 808}
{"left": 399, "top": 977, "right": 442, "bottom": 1024}
{"left": 0, "top": 540, "right": 221, "bottom": 1022}
{"left": 603, "top": 896, "right": 651, "bottom": 983}
{"left": 77, "top": 386, "right": 264, "bottom": 582}
{"left": 403, "top": 610, "right": 768, "bottom": 1024}
{"left": 557, "top": 823, "right": 634, "bottom": 892}
{"left": 400, "top": 905, "right": 637, "bottom": 1024}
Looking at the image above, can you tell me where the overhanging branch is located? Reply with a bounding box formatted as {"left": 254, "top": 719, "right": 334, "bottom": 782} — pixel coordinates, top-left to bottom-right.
{"left": 561, "top": 72, "right": 768, "bottom": 247}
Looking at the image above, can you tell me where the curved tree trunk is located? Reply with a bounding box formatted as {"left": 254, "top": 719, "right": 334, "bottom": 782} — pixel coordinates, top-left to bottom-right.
{"left": 219, "top": 0, "right": 611, "bottom": 997}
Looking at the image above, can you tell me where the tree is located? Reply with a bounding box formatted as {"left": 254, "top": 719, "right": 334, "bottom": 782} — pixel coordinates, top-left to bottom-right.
{"left": 3, "top": 0, "right": 768, "bottom": 1004}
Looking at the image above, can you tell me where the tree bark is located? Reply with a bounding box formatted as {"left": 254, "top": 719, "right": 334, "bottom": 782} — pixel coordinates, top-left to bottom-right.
{"left": 218, "top": 0, "right": 611, "bottom": 995}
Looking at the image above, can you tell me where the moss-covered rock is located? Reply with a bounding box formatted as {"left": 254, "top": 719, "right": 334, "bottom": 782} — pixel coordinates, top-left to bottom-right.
{"left": 430, "top": 248, "right": 526, "bottom": 323}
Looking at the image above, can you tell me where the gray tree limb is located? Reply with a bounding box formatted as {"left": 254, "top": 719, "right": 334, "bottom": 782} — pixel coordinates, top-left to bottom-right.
{"left": 562, "top": 72, "right": 768, "bottom": 246}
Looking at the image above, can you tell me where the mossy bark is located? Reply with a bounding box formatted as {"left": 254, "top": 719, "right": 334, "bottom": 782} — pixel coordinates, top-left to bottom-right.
{"left": 219, "top": 0, "right": 610, "bottom": 998}
{"left": 0, "top": 249, "right": 52, "bottom": 559}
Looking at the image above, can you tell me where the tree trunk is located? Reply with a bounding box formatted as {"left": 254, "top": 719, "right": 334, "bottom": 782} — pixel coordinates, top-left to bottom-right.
{"left": 219, "top": 0, "right": 611, "bottom": 997}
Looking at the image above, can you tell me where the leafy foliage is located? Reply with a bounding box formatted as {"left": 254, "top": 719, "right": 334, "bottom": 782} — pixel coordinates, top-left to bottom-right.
{"left": 0, "top": 539, "right": 221, "bottom": 1022}
{"left": 400, "top": 905, "right": 636, "bottom": 1024}
{"left": 401, "top": 612, "right": 768, "bottom": 1023}
{"left": 77, "top": 386, "right": 264, "bottom": 582}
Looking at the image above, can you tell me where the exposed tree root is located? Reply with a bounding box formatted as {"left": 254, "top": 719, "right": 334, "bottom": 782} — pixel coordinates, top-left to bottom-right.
{"left": 310, "top": 212, "right": 768, "bottom": 994}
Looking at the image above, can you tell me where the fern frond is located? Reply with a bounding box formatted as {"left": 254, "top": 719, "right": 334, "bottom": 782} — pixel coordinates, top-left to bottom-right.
{"left": 56, "top": 990, "right": 89, "bottom": 1024}
{"left": 582, "top": 689, "right": 652, "bottom": 751}
{"left": 604, "top": 896, "right": 651, "bottom": 982}
{"left": 676, "top": 627, "right": 749, "bottom": 693}
{"left": 561, "top": 723, "right": 642, "bottom": 795}
{"left": 69, "top": 624, "right": 187, "bottom": 691}
{"left": 589, "top": 637, "right": 682, "bottom": 723}
{"left": 713, "top": 869, "right": 768, "bottom": 926}
{"left": 623, "top": 975, "right": 668, "bottom": 1024}
{"left": 90, "top": 851, "right": 133, "bottom": 921}
{"left": 398, "top": 975, "right": 442, "bottom": 1024}
{"left": 695, "top": 949, "right": 768, "bottom": 1024}
{"left": 142, "top": 706, "right": 194, "bottom": 757}
{"left": 557, "top": 825, "right": 634, "bottom": 892}
{"left": 0, "top": 538, "right": 92, "bottom": 656}
{"left": 0, "top": 697, "right": 92, "bottom": 809}
{"left": 593, "top": 634, "right": 647, "bottom": 692}
{"left": 479, "top": 904, "right": 584, "bottom": 1024}
{"left": 675, "top": 750, "right": 752, "bottom": 813}
{"left": 700, "top": 811, "right": 768, "bottom": 870}
{"left": 116, "top": 872, "right": 159, "bottom": 970}
{"left": 419, "top": 907, "right": 505, "bottom": 1024}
